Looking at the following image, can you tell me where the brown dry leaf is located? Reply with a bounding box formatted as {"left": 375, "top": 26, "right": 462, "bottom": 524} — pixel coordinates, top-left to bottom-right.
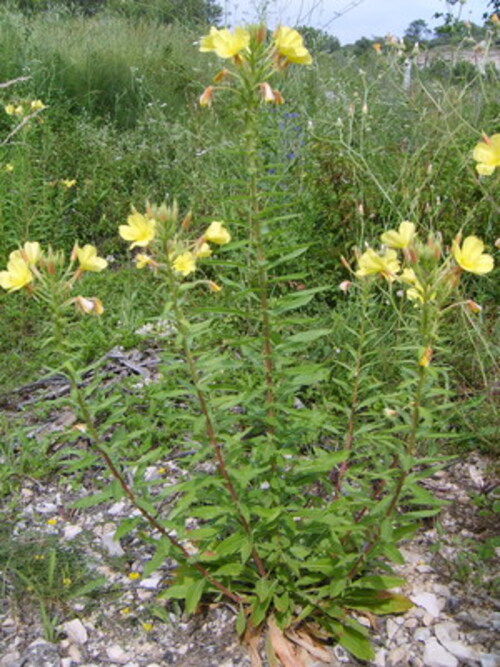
{"left": 286, "top": 628, "right": 332, "bottom": 662}
{"left": 267, "top": 617, "right": 306, "bottom": 667}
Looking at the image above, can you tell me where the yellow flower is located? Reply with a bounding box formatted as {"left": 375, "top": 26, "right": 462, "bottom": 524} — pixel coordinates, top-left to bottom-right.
{"left": 0, "top": 254, "right": 33, "bottom": 292}
{"left": 46, "top": 518, "right": 58, "bottom": 526}
{"left": 141, "top": 622, "right": 153, "bottom": 632}
{"left": 452, "top": 235, "right": 494, "bottom": 275}
{"left": 75, "top": 244, "right": 108, "bottom": 272}
{"left": 194, "top": 242, "right": 212, "bottom": 258}
{"left": 204, "top": 221, "right": 231, "bottom": 245}
{"left": 381, "top": 221, "right": 416, "bottom": 249}
{"left": 119, "top": 210, "right": 156, "bottom": 249}
{"left": 373, "top": 42, "right": 382, "bottom": 53}
{"left": 199, "top": 26, "right": 250, "bottom": 59}
{"left": 4, "top": 163, "right": 14, "bottom": 172}
{"left": 172, "top": 252, "right": 196, "bottom": 276}
{"left": 419, "top": 347, "right": 433, "bottom": 368}
{"left": 128, "top": 572, "right": 141, "bottom": 580}
{"left": 63, "top": 577, "right": 72, "bottom": 586}
{"left": 10, "top": 241, "right": 41, "bottom": 266}
{"left": 356, "top": 248, "right": 400, "bottom": 280}
{"left": 61, "top": 179, "right": 77, "bottom": 189}
{"left": 74, "top": 296, "right": 104, "bottom": 316}
{"left": 472, "top": 134, "right": 500, "bottom": 175}
{"left": 4, "top": 104, "right": 15, "bottom": 115}
{"left": 273, "top": 27, "right": 313, "bottom": 65}
{"left": 30, "top": 99, "right": 46, "bottom": 111}
{"left": 135, "top": 253, "right": 154, "bottom": 269}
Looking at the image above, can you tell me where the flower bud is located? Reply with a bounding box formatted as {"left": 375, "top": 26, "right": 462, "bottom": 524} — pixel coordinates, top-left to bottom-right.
{"left": 465, "top": 299, "right": 482, "bottom": 313}
{"left": 74, "top": 296, "right": 104, "bottom": 316}
{"left": 339, "top": 280, "right": 352, "bottom": 292}
{"left": 419, "top": 347, "right": 433, "bottom": 368}
{"left": 199, "top": 86, "right": 214, "bottom": 107}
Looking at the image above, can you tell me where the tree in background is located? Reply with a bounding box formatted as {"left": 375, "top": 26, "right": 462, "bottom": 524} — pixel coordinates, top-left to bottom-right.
{"left": 296, "top": 26, "right": 341, "bottom": 54}
{"left": 404, "top": 19, "right": 432, "bottom": 45}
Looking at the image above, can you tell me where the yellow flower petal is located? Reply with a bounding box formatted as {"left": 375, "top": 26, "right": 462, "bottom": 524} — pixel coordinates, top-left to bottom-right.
{"left": 452, "top": 235, "right": 494, "bottom": 275}
{"left": 274, "top": 26, "right": 313, "bottom": 65}
{"left": 356, "top": 248, "right": 400, "bottom": 280}
{"left": 0, "top": 255, "right": 33, "bottom": 291}
{"left": 204, "top": 221, "right": 231, "bottom": 245}
{"left": 472, "top": 134, "right": 500, "bottom": 175}
{"left": 172, "top": 252, "right": 196, "bottom": 276}
{"left": 75, "top": 244, "right": 108, "bottom": 272}
{"left": 119, "top": 210, "right": 156, "bottom": 249}
{"left": 381, "top": 221, "right": 416, "bottom": 249}
{"left": 199, "top": 26, "right": 250, "bottom": 59}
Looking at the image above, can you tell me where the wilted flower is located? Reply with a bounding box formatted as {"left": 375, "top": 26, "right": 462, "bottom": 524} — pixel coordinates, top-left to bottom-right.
{"left": 172, "top": 252, "right": 196, "bottom": 276}
{"left": 0, "top": 254, "right": 33, "bottom": 291}
{"left": 356, "top": 248, "right": 400, "bottom": 280}
{"left": 339, "top": 280, "right": 352, "bottom": 292}
{"left": 75, "top": 244, "right": 108, "bottom": 272}
{"left": 472, "top": 134, "right": 500, "bottom": 175}
{"left": 74, "top": 295, "right": 104, "bottom": 316}
{"left": 135, "top": 253, "right": 155, "bottom": 269}
{"left": 204, "top": 221, "right": 231, "bottom": 245}
{"left": 419, "top": 347, "right": 433, "bottom": 368}
{"left": 452, "top": 235, "right": 494, "bottom": 275}
{"left": 273, "top": 26, "right": 312, "bottom": 65}
{"left": 199, "top": 26, "right": 250, "bottom": 59}
{"left": 381, "top": 221, "right": 416, "bottom": 249}
{"left": 208, "top": 280, "right": 222, "bottom": 292}
{"left": 199, "top": 85, "right": 215, "bottom": 107}
{"left": 465, "top": 299, "right": 482, "bottom": 313}
{"left": 119, "top": 209, "right": 156, "bottom": 248}
{"left": 259, "top": 82, "right": 275, "bottom": 103}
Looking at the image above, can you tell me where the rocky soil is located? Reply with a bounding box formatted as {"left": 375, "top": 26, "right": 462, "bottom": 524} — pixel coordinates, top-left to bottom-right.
{"left": 0, "top": 350, "right": 498, "bottom": 667}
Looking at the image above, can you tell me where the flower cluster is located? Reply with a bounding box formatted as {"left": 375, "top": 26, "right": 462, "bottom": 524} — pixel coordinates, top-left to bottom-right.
{"left": 119, "top": 203, "right": 231, "bottom": 284}
{"left": 0, "top": 240, "right": 106, "bottom": 315}
{"left": 354, "top": 221, "right": 494, "bottom": 305}
{"left": 4, "top": 99, "right": 46, "bottom": 117}
{"left": 197, "top": 25, "right": 312, "bottom": 108}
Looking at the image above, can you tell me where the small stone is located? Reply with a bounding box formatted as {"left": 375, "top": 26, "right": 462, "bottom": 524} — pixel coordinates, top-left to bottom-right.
{"left": 415, "top": 628, "right": 432, "bottom": 642}
{"left": 61, "top": 660, "right": 72, "bottom": 667}
{"left": 373, "top": 649, "right": 387, "bottom": 667}
{"left": 387, "top": 618, "right": 402, "bottom": 641}
{"left": 439, "top": 639, "right": 480, "bottom": 662}
{"left": 63, "top": 524, "right": 82, "bottom": 540}
{"left": 140, "top": 574, "right": 162, "bottom": 590}
{"left": 19, "top": 641, "right": 61, "bottom": 667}
{"left": 434, "top": 622, "right": 459, "bottom": 644}
{"left": 411, "top": 592, "right": 444, "bottom": 617}
{"left": 404, "top": 618, "right": 418, "bottom": 629}
{"left": 388, "top": 646, "right": 409, "bottom": 665}
{"left": 456, "top": 610, "right": 492, "bottom": 630}
{"left": 67, "top": 645, "right": 82, "bottom": 662}
{"left": 100, "top": 526, "right": 125, "bottom": 557}
{"left": 423, "top": 613, "right": 435, "bottom": 626}
{"left": 106, "top": 645, "right": 129, "bottom": 664}
{"left": 0, "top": 652, "right": 21, "bottom": 667}
{"left": 62, "top": 618, "right": 88, "bottom": 645}
{"left": 423, "top": 638, "right": 458, "bottom": 667}
{"left": 108, "top": 501, "right": 126, "bottom": 516}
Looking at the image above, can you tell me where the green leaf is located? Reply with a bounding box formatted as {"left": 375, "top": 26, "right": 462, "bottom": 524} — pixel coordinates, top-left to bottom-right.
{"left": 216, "top": 532, "right": 247, "bottom": 557}
{"left": 344, "top": 591, "right": 414, "bottom": 615}
{"left": 185, "top": 578, "right": 206, "bottom": 614}
{"left": 215, "top": 563, "right": 244, "bottom": 576}
{"left": 352, "top": 575, "right": 405, "bottom": 590}
{"left": 286, "top": 329, "right": 332, "bottom": 344}
{"left": 337, "top": 626, "right": 374, "bottom": 661}
{"left": 69, "top": 576, "right": 107, "bottom": 598}
{"left": 114, "top": 517, "right": 142, "bottom": 540}
{"left": 236, "top": 606, "right": 246, "bottom": 636}
{"left": 71, "top": 489, "right": 115, "bottom": 509}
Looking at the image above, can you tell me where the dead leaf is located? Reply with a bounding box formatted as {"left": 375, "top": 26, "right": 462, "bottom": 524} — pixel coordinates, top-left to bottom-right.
{"left": 244, "top": 622, "right": 263, "bottom": 667}
{"left": 286, "top": 628, "right": 332, "bottom": 662}
{"left": 267, "top": 617, "right": 306, "bottom": 667}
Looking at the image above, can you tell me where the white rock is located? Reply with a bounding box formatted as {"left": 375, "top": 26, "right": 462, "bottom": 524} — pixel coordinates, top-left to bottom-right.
{"left": 140, "top": 574, "right": 162, "bottom": 590}
{"left": 108, "top": 501, "right": 126, "bottom": 515}
{"left": 480, "top": 655, "right": 500, "bottom": 667}
{"left": 35, "top": 501, "right": 57, "bottom": 514}
{"left": 106, "top": 645, "right": 129, "bottom": 664}
{"left": 68, "top": 644, "right": 82, "bottom": 662}
{"left": 404, "top": 618, "right": 418, "bottom": 629}
{"left": 63, "top": 524, "right": 83, "bottom": 540}
{"left": 62, "top": 618, "right": 88, "bottom": 645}
{"left": 100, "top": 526, "right": 125, "bottom": 557}
{"left": 0, "top": 652, "right": 21, "bottom": 667}
{"left": 387, "top": 618, "right": 402, "bottom": 641}
{"left": 415, "top": 628, "right": 432, "bottom": 642}
{"left": 373, "top": 648, "right": 387, "bottom": 667}
{"left": 61, "top": 659, "right": 72, "bottom": 667}
{"left": 434, "top": 622, "right": 459, "bottom": 644}
{"left": 411, "top": 592, "right": 444, "bottom": 617}
{"left": 423, "top": 638, "right": 458, "bottom": 667}
{"left": 388, "top": 646, "right": 409, "bottom": 665}
{"left": 439, "top": 639, "right": 480, "bottom": 662}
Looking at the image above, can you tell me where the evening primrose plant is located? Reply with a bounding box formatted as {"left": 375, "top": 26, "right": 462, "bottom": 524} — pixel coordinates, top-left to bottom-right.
{"left": 1, "top": 25, "right": 497, "bottom": 666}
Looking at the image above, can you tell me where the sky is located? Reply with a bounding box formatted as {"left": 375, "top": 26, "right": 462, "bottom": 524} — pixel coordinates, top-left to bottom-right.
{"left": 224, "top": 0, "right": 488, "bottom": 45}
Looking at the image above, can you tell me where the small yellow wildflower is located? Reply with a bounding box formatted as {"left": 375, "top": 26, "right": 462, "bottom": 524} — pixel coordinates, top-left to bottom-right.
{"left": 452, "top": 235, "right": 494, "bottom": 275}
{"left": 4, "top": 163, "right": 14, "bottom": 172}
{"left": 199, "top": 26, "right": 250, "bottom": 59}
{"left": 356, "top": 248, "right": 400, "bottom": 280}
{"left": 46, "top": 518, "right": 58, "bottom": 526}
{"left": 381, "top": 221, "right": 416, "bottom": 249}
{"left": 135, "top": 253, "right": 154, "bottom": 269}
{"left": 4, "top": 104, "right": 15, "bottom": 115}
{"left": 128, "top": 572, "right": 141, "bottom": 581}
{"left": 172, "top": 252, "right": 197, "bottom": 276}
{"left": 273, "top": 27, "right": 313, "bottom": 66}
{"left": 119, "top": 210, "right": 156, "bottom": 249}
{"left": 74, "top": 295, "right": 104, "bottom": 316}
{"left": 75, "top": 244, "right": 108, "bottom": 272}
{"left": 63, "top": 577, "right": 72, "bottom": 586}
{"left": 30, "top": 99, "right": 46, "bottom": 111}
{"left": 61, "top": 179, "right": 77, "bottom": 189}
{"left": 472, "top": 134, "right": 500, "bottom": 175}
{"left": 204, "top": 221, "right": 231, "bottom": 245}
{"left": 141, "top": 622, "right": 153, "bottom": 632}
{"left": 373, "top": 42, "right": 382, "bottom": 53}
{"left": 120, "top": 607, "right": 132, "bottom": 615}
{"left": 194, "top": 242, "right": 212, "bottom": 259}
{"left": 0, "top": 254, "right": 33, "bottom": 292}
{"left": 34, "top": 554, "right": 45, "bottom": 561}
